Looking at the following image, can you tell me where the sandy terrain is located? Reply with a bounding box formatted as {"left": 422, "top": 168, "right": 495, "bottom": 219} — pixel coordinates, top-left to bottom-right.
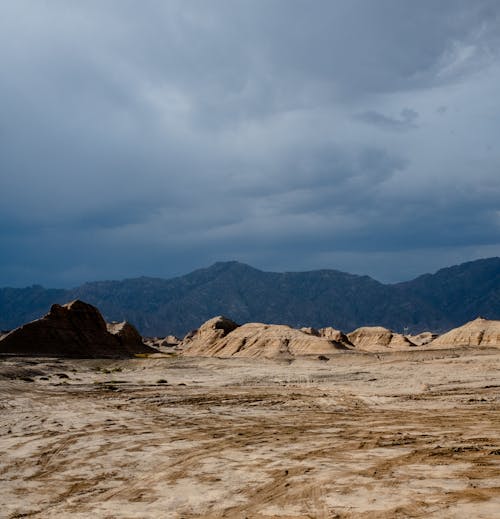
{"left": 1, "top": 348, "right": 500, "bottom": 518}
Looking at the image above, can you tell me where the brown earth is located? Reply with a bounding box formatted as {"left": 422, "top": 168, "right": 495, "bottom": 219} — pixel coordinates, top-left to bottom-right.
{"left": 1, "top": 347, "right": 499, "bottom": 518}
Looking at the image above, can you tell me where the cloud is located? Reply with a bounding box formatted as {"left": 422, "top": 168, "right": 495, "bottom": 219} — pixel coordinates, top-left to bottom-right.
{"left": 0, "top": 1, "right": 499, "bottom": 286}
{"left": 356, "top": 108, "right": 419, "bottom": 131}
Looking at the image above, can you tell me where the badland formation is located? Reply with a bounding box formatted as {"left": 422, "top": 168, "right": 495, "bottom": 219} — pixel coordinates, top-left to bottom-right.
{"left": 1, "top": 258, "right": 500, "bottom": 517}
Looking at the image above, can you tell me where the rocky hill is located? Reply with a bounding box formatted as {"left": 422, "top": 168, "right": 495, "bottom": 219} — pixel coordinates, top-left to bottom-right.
{"left": 430, "top": 317, "right": 500, "bottom": 348}
{"left": 1, "top": 258, "right": 499, "bottom": 336}
{"left": 181, "top": 316, "right": 348, "bottom": 358}
{"left": 0, "top": 300, "right": 156, "bottom": 357}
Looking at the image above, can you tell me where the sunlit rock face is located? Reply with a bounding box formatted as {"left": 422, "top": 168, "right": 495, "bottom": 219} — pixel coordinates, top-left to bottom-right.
{"left": 430, "top": 318, "right": 500, "bottom": 348}
{"left": 347, "top": 326, "right": 416, "bottom": 351}
{"left": 182, "top": 317, "right": 348, "bottom": 358}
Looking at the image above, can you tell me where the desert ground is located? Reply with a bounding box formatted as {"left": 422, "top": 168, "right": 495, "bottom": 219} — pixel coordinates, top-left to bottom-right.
{"left": 1, "top": 348, "right": 500, "bottom": 518}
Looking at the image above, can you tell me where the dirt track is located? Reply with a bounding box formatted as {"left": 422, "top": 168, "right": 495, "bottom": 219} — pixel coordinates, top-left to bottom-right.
{"left": 1, "top": 349, "right": 500, "bottom": 518}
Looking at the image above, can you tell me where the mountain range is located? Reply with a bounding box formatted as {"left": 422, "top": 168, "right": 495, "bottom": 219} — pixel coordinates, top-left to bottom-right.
{"left": 1, "top": 257, "right": 499, "bottom": 337}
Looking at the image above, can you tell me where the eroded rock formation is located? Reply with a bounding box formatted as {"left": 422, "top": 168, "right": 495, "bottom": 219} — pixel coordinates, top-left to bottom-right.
{"left": 430, "top": 317, "right": 500, "bottom": 348}
{"left": 410, "top": 331, "right": 439, "bottom": 346}
{"left": 318, "top": 327, "right": 354, "bottom": 348}
{"left": 160, "top": 335, "right": 181, "bottom": 347}
{"left": 347, "top": 326, "right": 416, "bottom": 351}
{"left": 182, "top": 318, "right": 348, "bottom": 358}
{"left": 0, "top": 300, "right": 156, "bottom": 357}
{"left": 106, "top": 321, "right": 145, "bottom": 351}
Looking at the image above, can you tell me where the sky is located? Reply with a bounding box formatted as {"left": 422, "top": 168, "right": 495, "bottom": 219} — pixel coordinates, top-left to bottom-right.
{"left": 1, "top": 0, "right": 500, "bottom": 287}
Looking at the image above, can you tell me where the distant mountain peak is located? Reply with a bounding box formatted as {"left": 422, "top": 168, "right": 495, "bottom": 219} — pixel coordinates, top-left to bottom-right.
{"left": 210, "top": 260, "right": 255, "bottom": 269}
{"left": 193, "top": 260, "right": 264, "bottom": 277}
{"left": 1, "top": 257, "right": 499, "bottom": 337}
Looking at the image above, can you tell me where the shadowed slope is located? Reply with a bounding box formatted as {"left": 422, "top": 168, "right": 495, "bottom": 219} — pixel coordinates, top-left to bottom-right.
{"left": 0, "top": 300, "right": 156, "bottom": 357}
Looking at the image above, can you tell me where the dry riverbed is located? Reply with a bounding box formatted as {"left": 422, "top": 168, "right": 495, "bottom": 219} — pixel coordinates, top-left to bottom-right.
{"left": 1, "top": 348, "right": 500, "bottom": 518}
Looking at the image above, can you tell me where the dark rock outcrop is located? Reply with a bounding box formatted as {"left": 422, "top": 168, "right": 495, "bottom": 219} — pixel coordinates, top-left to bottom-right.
{"left": 0, "top": 300, "right": 156, "bottom": 357}
{"left": 106, "top": 321, "right": 147, "bottom": 352}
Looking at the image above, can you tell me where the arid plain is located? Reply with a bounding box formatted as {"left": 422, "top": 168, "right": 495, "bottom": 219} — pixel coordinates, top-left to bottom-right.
{"left": 1, "top": 348, "right": 500, "bottom": 518}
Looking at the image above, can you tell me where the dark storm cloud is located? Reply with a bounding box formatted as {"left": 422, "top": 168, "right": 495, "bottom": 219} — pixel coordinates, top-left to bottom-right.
{"left": 0, "top": 0, "right": 500, "bottom": 286}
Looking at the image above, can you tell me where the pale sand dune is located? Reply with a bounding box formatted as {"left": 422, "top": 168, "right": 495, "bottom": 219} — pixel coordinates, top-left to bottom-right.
{"left": 1, "top": 347, "right": 500, "bottom": 518}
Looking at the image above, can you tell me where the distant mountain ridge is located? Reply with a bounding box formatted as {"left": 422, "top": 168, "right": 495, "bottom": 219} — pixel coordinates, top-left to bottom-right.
{"left": 1, "top": 258, "right": 499, "bottom": 336}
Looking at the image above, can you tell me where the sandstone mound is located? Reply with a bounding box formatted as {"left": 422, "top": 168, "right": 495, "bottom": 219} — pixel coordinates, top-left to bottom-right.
{"left": 0, "top": 300, "right": 156, "bottom": 357}
{"left": 143, "top": 337, "right": 163, "bottom": 348}
{"left": 160, "top": 335, "right": 181, "bottom": 347}
{"left": 301, "top": 326, "right": 353, "bottom": 348}
{"left": 410, "top": 331, "right": 438, "bottom": 346}
{"left": 430, "top": 318, "right": 500, "bottom": 348}
{"left": 181, "top": 316, "right": 239, "bottom": 350}
{"left": 143, "top": 334, "right": 180, "bottom": 350}
{"left": 182, "top": 319, "right": 348, "bottom": 358}
{"left": 318, "top": 327, "right": 354, "bottom": 347}
{"left": 300, "top": 327, "right": 320, "bottom": 336}
{"left": 347, "top": 326, "right": 416, "bottom": 351}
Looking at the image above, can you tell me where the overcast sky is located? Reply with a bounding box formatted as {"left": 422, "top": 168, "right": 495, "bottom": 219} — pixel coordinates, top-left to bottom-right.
{"left": 1, "top": 1, "right": 500, "bottom": 287}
